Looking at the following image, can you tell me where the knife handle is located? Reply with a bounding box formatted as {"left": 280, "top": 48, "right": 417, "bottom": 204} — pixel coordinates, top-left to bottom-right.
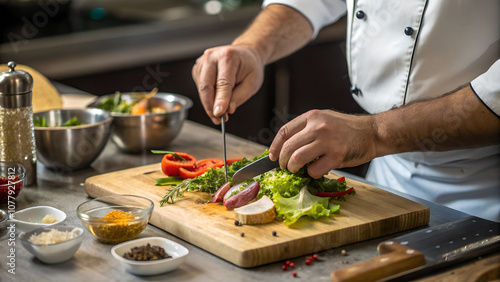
{"left": 331, "top": 241, "right": 426, "bottom": 282}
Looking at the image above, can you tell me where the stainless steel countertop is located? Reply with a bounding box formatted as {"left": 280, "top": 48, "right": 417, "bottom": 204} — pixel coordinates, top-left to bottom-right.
{"left": 0, "top": 95, "right": 473, "bottom": 282}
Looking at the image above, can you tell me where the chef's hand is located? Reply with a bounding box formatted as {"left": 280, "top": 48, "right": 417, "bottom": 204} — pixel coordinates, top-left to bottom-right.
{"left": 192, "top": 45, "right": 265, "bottom": 124}
{"left": 269, "top": 110, "right": 377, "bottom": 179}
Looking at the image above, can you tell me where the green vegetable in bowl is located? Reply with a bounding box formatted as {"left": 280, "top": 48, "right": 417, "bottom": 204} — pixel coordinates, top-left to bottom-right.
{"left": 34, "top": 116, "right": 85, "bottom": 127}
{"left": 62, "top": 117, "right": 85, "bottom": 126}
{"left": 97, "top": 91, "right": 137, "bottom": 113}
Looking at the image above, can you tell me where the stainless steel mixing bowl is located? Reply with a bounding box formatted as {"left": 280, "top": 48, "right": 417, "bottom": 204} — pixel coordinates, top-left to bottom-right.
{"left": 34, "top": 108, "right": 112, "bottom": 171}
{"left": 88, "top": 93, "right": 192, "bottom": 153}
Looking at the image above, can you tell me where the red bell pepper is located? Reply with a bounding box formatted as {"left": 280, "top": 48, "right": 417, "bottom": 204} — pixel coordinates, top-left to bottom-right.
{"left": 159, "top": 152, "right": 197, "bottom": 177}
{"left": 179, "top": 158, "right": 224, "bottom": 179}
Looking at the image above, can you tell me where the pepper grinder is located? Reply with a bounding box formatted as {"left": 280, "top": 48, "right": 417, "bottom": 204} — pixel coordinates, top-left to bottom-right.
{"left": 0, "top": 61, "right": 37, "bottom": 185}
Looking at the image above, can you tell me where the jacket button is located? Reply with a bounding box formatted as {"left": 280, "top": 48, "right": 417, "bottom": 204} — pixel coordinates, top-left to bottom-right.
{"left": 404, "top": 27, "right": 414, "bottom": 36}
{"left": 356, "top": 10, "right": 365, "bottom": 19}
{"left": 350, "top": 86, "right": 362, "bottom": 96}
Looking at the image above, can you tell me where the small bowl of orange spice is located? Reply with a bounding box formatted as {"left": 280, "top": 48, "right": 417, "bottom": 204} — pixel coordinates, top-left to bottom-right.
{"left": 77, "top": 195, "right": 154, "bottom": 244}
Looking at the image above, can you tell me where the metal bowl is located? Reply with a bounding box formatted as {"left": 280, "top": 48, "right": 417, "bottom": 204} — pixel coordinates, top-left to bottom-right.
{"left": 88, "top": 93, "right": 192, "bottom": 153}
{"left": 33, "top": 108, "right": 112, "bottom": 171}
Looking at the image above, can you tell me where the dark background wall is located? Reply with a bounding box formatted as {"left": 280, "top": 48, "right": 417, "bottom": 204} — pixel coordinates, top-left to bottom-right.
{"left": 58, "top": 35, "right": 370, "bottom": 177}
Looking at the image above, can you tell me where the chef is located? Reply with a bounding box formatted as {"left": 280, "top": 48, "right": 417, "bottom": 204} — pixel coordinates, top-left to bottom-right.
{"left": 192, "top": 0, "right": 500, "bottom": 222}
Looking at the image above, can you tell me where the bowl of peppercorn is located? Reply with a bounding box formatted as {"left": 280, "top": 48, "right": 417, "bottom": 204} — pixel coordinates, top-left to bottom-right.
{"left": 0, "top": 162, "right": 26, "bottom": 204}
{"left": 76, "top": 195, "right": 154, "bottom": 244}
{"left": 111, "top": 237, "right": 189, "bottom": 276}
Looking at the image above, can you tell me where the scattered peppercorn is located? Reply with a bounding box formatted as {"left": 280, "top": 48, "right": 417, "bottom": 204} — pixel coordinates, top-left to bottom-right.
{"left": 234, "top": 220, "right": 240, "bottom": 226}
{"left": 240, "top": 232, "right": 244, "bottom": 237}
{"left": 341, "top": 249, "right": 347, "bottom": 256}
{"left": 272, "top": 231, "right": 277, "bottom": 236}
{"left": 122, "top": 243, "right": 171, "bottom": 261}
{"left": 312, "top": 254, "right": 319, "bottom": 260}
{"left": 282, "top": 265, "right": 288, "bottom": 271}
{"left": 292, "top": 271, "right": 297, "bottom": 277}
{"left": 305, "top": 259, "right": 312, "bottom": 265}
{"left": 285, "top": 260, "right": 291, "bottom": 266}
{"left": 290, "top": 262, "right": 295, "bottom": 268}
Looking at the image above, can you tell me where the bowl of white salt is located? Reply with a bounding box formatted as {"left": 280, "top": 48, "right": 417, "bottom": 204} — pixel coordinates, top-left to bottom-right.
{"left": 19, "top": 226, "right": 83, "bottom": 264}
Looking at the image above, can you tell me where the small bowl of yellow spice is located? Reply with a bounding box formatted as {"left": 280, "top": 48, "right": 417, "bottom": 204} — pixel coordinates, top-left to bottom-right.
{"left": 77, "top": 195, "right": 154, "bottom": 244}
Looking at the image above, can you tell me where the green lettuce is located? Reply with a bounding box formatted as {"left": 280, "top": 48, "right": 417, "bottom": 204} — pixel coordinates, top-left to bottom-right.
{"left": 258, "top": 167, "right": 310, "bottom": 198}
{"left": 273, "top": 186, "right": 340, "bottom": 226}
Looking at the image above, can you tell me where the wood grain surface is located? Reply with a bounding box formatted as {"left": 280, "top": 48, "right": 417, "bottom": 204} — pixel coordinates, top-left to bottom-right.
{"left": 85, "top": 164, "right": 430, "bottom": 268}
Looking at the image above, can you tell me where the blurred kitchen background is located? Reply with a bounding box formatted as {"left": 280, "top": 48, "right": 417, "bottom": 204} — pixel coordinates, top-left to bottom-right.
{"left": 0, "top": 0, "right": 368, "bottom": 176}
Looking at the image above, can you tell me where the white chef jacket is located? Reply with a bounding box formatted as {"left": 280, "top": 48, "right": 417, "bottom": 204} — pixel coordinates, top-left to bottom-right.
{"left": 263, "top": 0, "right": 500, "bottom": 222}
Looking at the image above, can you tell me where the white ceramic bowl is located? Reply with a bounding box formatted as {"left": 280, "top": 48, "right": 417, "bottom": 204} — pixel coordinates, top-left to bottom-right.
{"left": 9, "top": 206, "right": 66, "bottom": 233}
{"left": 111, "top": 237, "right": 189, "bottom": 276}
{"left": 19, "top": 226, "right": 84, "bottom": 264}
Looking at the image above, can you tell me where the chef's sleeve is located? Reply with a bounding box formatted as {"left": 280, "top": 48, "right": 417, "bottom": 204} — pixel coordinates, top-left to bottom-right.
{"left": 262, "top": 0, "right": 347, "bottom": 38}
{"left": 470, "top": 59, "right": 500, "bottom": 117}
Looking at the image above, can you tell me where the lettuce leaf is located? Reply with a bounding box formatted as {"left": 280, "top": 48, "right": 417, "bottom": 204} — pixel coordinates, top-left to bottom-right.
{"left": 258, "top": 168, "right": 310, "bottom": 198}
{"left": 273, "top": 186, "right": 340, "bottom": 226}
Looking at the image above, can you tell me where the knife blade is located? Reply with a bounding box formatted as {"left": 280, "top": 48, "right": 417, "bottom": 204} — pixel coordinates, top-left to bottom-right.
{"left": 330, "top": 216, "right": 500, "bottom": 281}
{"left": 232, "top": 155, "right": 280, "bottom": 183}
{"left": 221, "top": 115, "right": 228, "bottom": 182}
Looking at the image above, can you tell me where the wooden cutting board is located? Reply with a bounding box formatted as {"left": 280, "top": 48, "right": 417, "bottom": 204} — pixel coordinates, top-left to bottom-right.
{"left": 85, "top": 164, "right": 430, "bottom": 268}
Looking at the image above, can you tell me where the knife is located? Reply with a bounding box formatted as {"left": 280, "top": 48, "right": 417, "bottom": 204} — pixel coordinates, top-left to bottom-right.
{"left": 221, "top": 115, "right": 228, "bottom": 182}
{"left": 330, "top": 216, "right": 500, "bottom": 282}
{"left": 232, "top": 155, "right": 280, "bottom": 183}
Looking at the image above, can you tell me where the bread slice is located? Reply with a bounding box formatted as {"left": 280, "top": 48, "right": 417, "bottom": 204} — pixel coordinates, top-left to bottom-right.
{"left": 234, "top": 196, "right": 276, "bottom": 225}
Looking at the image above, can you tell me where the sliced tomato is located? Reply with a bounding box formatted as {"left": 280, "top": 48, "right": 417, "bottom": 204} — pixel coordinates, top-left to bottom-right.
{"left": 161, "top": 152, "right": 197, "bottom": 177}
{"left": 179, "top": 158, "right": 224, "bottom": 179}
{"left": 226, "top": 158, "right": 243, "bottom": 166}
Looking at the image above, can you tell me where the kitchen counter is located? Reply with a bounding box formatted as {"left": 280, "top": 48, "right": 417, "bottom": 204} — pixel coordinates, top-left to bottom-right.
{"left": 0, "top": 95, "right": 496, "bottom": 281}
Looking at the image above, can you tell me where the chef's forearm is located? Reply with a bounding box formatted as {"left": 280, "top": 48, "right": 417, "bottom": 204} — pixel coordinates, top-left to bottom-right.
{"left": 232, "top": 4, "right": 313, "bottom": 65}
{"left": 373, "top": 85, "right": 500, "bottom": 157}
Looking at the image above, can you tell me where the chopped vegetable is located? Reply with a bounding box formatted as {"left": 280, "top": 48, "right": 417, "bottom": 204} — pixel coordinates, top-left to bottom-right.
{"left": 96, "top": 90, "right": 167, "bottom": 114}
{"left": 159, "top": 154, "right": 263, "bottom": 205}
{"left": 273, "top": 186, "right": 340, "bottom": 226}
{"left": 62, "top": 117, "right": 85, "bottom": 126}
{"left": 155, "top": 176, "right": 184, "bottom": 186}
{"left": 158, "top": 150, "right": 354, "bottom": 228}
{"left": 226, "top": 158, "right": 243, "bottom": 166}
{"left": 258, "top": 167, "right": 311, "bottom": 198}
{"left": 178, "top": 158, "right": 224, "bottom": 179}
{"left": 223, "top": 181, "right": 260, "bottom": 210}
{"left": 131, "top": 104, "right": 147, "bottom": 115}
{"left": 212, "top": 182, "right": 232, "bottom": 203}
{"left": 157, "top": 152, "right": 196, "bottom": 177}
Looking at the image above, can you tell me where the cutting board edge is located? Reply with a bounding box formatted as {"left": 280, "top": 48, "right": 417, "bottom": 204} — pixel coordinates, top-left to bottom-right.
{"left": 147, "top": 205, "right": 431, "bottom": 268}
